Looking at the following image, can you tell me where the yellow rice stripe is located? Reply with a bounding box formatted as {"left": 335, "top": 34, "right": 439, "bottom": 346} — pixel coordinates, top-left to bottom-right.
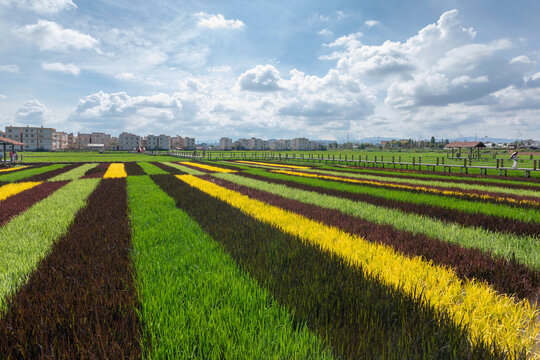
{"left": 186, "top": 162, "right": 237, "bottom": 173}
{"left": 273, "top": 169, "right": 540, "bottom": 207}
{"left": 103, "top": 163, "right": 127, "bottom": 179}
{"left": 0, "top": 181, "right": 43, "bottom": 201}
{"left": 0, "top": 166, "right": 29, "bottom": 173}
{"left": 236, "top": 160, "right": 311, "bottom": 169}
{"left": 176, "top": 174, "right": 540, "bottom": 354}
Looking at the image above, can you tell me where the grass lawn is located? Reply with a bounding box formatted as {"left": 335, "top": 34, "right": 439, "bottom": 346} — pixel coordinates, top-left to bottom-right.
{"left": 19, "top": 151, "right": 180, "bottom": 163}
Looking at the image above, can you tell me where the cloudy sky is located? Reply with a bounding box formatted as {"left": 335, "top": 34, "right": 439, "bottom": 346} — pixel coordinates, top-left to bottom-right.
{"left": 0, "top": 0, "right": 539, "bottom": 141}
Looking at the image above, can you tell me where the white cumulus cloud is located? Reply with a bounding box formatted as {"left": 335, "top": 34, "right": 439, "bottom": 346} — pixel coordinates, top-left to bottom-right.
{"left": 42, "top": 62, "right": 80, "bottom": 75}
{"left": 317, "top": 29, "right": 332, "bottom": 36}
{"left": 195, "top": 12, "right": 244, "bottom": 30}
{"left": 0, "top": 95, "right": 7, "bottom": 100}
{"left": 15, "top": 100, "right": 48, "bottom": 124}
{"left": 365, "top": 20, "right": 379, "bottom": 28}
{"left": 17, "top": 20, "right": 99, "bottom": 51}
{"left": 238, "top": 65, "right": 284, "bottom": 92}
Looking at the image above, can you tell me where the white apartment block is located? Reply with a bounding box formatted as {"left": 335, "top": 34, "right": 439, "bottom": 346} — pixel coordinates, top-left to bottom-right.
{"left": 292, "top": 137, "right": 310, "bottom": 151}
{"left": 219, "top": 137, "right": 233, "bottom": 150}
{"left": 248, "top": 137, "right": 264, "bottom": 150}
{"left": 52, "top": 131, "right": 69, "bottom": 150}
{"left": 119, "top": 132, "right": 141, "bottom": 150}
{"left": 5, "top": 126, "right": 55, "bottom": 151}
{"left": 146, "top": 134, "right": 171, "bottom": 150}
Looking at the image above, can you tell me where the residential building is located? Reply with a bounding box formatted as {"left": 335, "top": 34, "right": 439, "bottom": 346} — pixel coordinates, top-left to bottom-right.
{"left": 5, "top": 125, "right": 55, "bottom": 151}
{"left": 219, "top": 137, "right": 233, "bottom": 150}
{"left": 77, "top": 133, "right": 92, "bottom": 149}
{"left": 119, "top": 132, "right": 141, "bottom": 151}
{"left": 146, "top": 134, "right": 171, "bottom": 150}
{"left": 248, "top": 137, "right": 264, "bottom": 150}
{"left": 91, "top": 132, "right": 112, "bottom": 146}
{"left": 52, "top": 131, "right": 69, "bottom": 150}
{"left": 183, "top": 137, "right": 195, "bottom": 149}
{"left": 292, "top": 137, "right": 310, "bottom": 150}
{"left": 170, "top": 136, "right": 183, "bottom": 149}
{"left": 234, "top": 138, "right": 249, "bottom": 150}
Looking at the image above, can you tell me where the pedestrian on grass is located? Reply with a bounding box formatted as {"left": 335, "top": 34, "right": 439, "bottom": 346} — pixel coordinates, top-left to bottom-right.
{"left": 9, "top": 151, "right": 14, "bottom": 162}
{"left": 510, "top": 151, "right": 518, "bottom": 169}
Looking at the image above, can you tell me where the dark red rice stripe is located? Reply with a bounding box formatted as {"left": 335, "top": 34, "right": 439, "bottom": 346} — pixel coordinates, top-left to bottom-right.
{"left": 238, "top": 172, "right": 540, "bottom": 238}
{"left": 179, "top": 162, "right": 213, "bottom": 173}
{"left": 321, "top": 166, "right": 540, "bottom": 191}
{"left": 0, "top": 180, "right": 69, "bottom": 226}
{"left": 287, "top": 169, "right": 540, "bottom": 208}
{"left": 150, "top": 161, "right": 186, "bottom": 174}
{"left": 24, "top": 163, "right": 82, "bottom": 182}
{"left": 124, "top": 162, "right": 145, "bottom": 176}
{"left": 82, "top": 162, "right": 110, "bottom": 178}
{"left": 204, "top": 175, "right": 540, "bottom": 302}
{"left": 0, "top": 178, "right": 141, "bottom": 359}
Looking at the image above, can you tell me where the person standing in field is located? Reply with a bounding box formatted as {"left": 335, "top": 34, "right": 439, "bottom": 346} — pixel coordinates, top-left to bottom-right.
{"left": 510, "top": 151, "right": 518, "bottom": 169}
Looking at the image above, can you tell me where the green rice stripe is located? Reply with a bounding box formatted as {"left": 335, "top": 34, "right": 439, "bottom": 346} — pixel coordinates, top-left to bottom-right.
{"left": 303, "top": 168, "right": 540, "bottom": 198}
{"left": 49, "top": 163, "right": 98, "bottom": 181}
{"left": 138, "top": 162, "right": 168, "bottom": 175}
{"left": 214, "top": 173, "right": 540, "bottom": 270}
{"left": 0, "top": 178, "right": 100, "bottom": 312}
{"left": 164, "top": 162, "right": 204, "bottom": 175}
{"left": 0, "top": 164, "right": 65, "bottom": 183}
{"left": 127, "top": 175, "right": 333, "bottom": 359}
{"left": 249, "top": 169, "right": 540, "bottom": 225}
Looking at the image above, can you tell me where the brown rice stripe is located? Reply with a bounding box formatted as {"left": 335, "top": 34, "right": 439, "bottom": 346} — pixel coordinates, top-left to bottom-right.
{"left": 124, "top": 162, "right": 146, "bottom": 176}
{"left": 204, "top": 175, "right": 540, "bottom": 302}
{"left": 82, "top": 162, "right": 110, "bottom": 178}
{"left": 0, "top": 178, "right": 141, "bottom": 359}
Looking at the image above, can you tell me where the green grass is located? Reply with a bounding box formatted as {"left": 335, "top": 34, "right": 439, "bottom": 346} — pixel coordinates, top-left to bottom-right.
{"left": 49, "top": 163, "right": 98, "bottom": 181}
{"left": 214, "top": 173, "right": 540, "bottom": 270}
{"left": 20, "top": 151, "right": 179, "bottom": 163}
{"left": 245, "top": 168, "right": 540, "bottom": 224}
{"left": 0, "top": 164, "right": 66, "bottom": 183}
{"left": 302, "top": 168, "right": 540, "bottom": 198}
{"left": 127, "top": 175, "right": 333, "bottom": 360}
{"left": 164, "top": 162, "right": 204, "bottom": 175}
{"left": 137, "top": 162, "right": 168, "bottom": 175}
{"left": 0, "top": 178, "right": 100, "bottom": 312}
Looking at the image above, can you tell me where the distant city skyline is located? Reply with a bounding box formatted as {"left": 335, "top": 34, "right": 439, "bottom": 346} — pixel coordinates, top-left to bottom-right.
{"left": 1, "top": 0, "right": 539, "bottom": 140}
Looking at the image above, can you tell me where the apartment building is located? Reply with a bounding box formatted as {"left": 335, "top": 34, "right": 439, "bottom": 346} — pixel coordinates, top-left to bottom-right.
{"left": 292, "top": 137, "right": 310, "bottom": 151}
{"left": 119, "top": 132, "right": 141, "bottom": 150}
{"left": 248, "top": 137, "right": 264, "bottom": 150}
{"left": 52, "top": 131, "right": 69, "bottom": 150}
{"left": 234, "top": 138, "right": 249, "bottom": 150}
{"left": 219, "top": 137, "right": 233, "bottom": 150}
{"left": 77, "top": 133, "right": 91, "bottom": 149}
{"left": 183, "top": 137, "right": 195, "bottom": 150}
{"left": 5, "top": 126, "right": 55, "bottom": 151}
{"left": 146, "top": 134, "right": 171, "bottom": 150}
{"left": 91, "top": 132, "right": 112, "bottom": 146}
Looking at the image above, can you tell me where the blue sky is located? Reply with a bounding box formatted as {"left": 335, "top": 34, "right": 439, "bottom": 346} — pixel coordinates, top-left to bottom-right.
{"left": 0, "top": 0, "right": 539, "bottom": 141}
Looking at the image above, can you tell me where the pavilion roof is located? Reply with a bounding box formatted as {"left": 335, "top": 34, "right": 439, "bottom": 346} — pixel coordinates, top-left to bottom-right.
{"left": 0, "top": 136, "right": 26, "bottom": 146}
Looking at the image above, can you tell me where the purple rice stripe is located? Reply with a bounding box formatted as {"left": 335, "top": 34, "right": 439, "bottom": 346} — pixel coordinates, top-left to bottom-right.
{"left": 82, "top": 162, "right": 110, "bottom": 178}
{"left": 24, "top": 163, "right": 82, "bottom": 182}
{"left": 150, "top": 162, "right": 186, "bottom": 174}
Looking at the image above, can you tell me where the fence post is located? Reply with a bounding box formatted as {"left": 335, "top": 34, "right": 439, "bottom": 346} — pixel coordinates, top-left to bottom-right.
{"left": 496, "top": 159, "right": 500, "bottom": 168}
{"left": 501, "top": 159, "right": 504, "bottom": 168}
{"left": 534, "top": 160, "right": 537, "bottom": 171}
{"left": 399, "top": 156, "right": 401, "bottom": 163}
{"left": 436, "top": 157, "right": 439, "bottom": 165}
{"left": 392, "top": 156, "right": 395, "bottom": 163}
{"left": 464, "top": 159, "right": 467, "bottom": 167}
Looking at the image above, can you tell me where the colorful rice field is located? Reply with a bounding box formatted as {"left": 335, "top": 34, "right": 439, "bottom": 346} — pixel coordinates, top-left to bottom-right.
{"left": 0, "top": 160, "right": 539, "bottom": 359}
